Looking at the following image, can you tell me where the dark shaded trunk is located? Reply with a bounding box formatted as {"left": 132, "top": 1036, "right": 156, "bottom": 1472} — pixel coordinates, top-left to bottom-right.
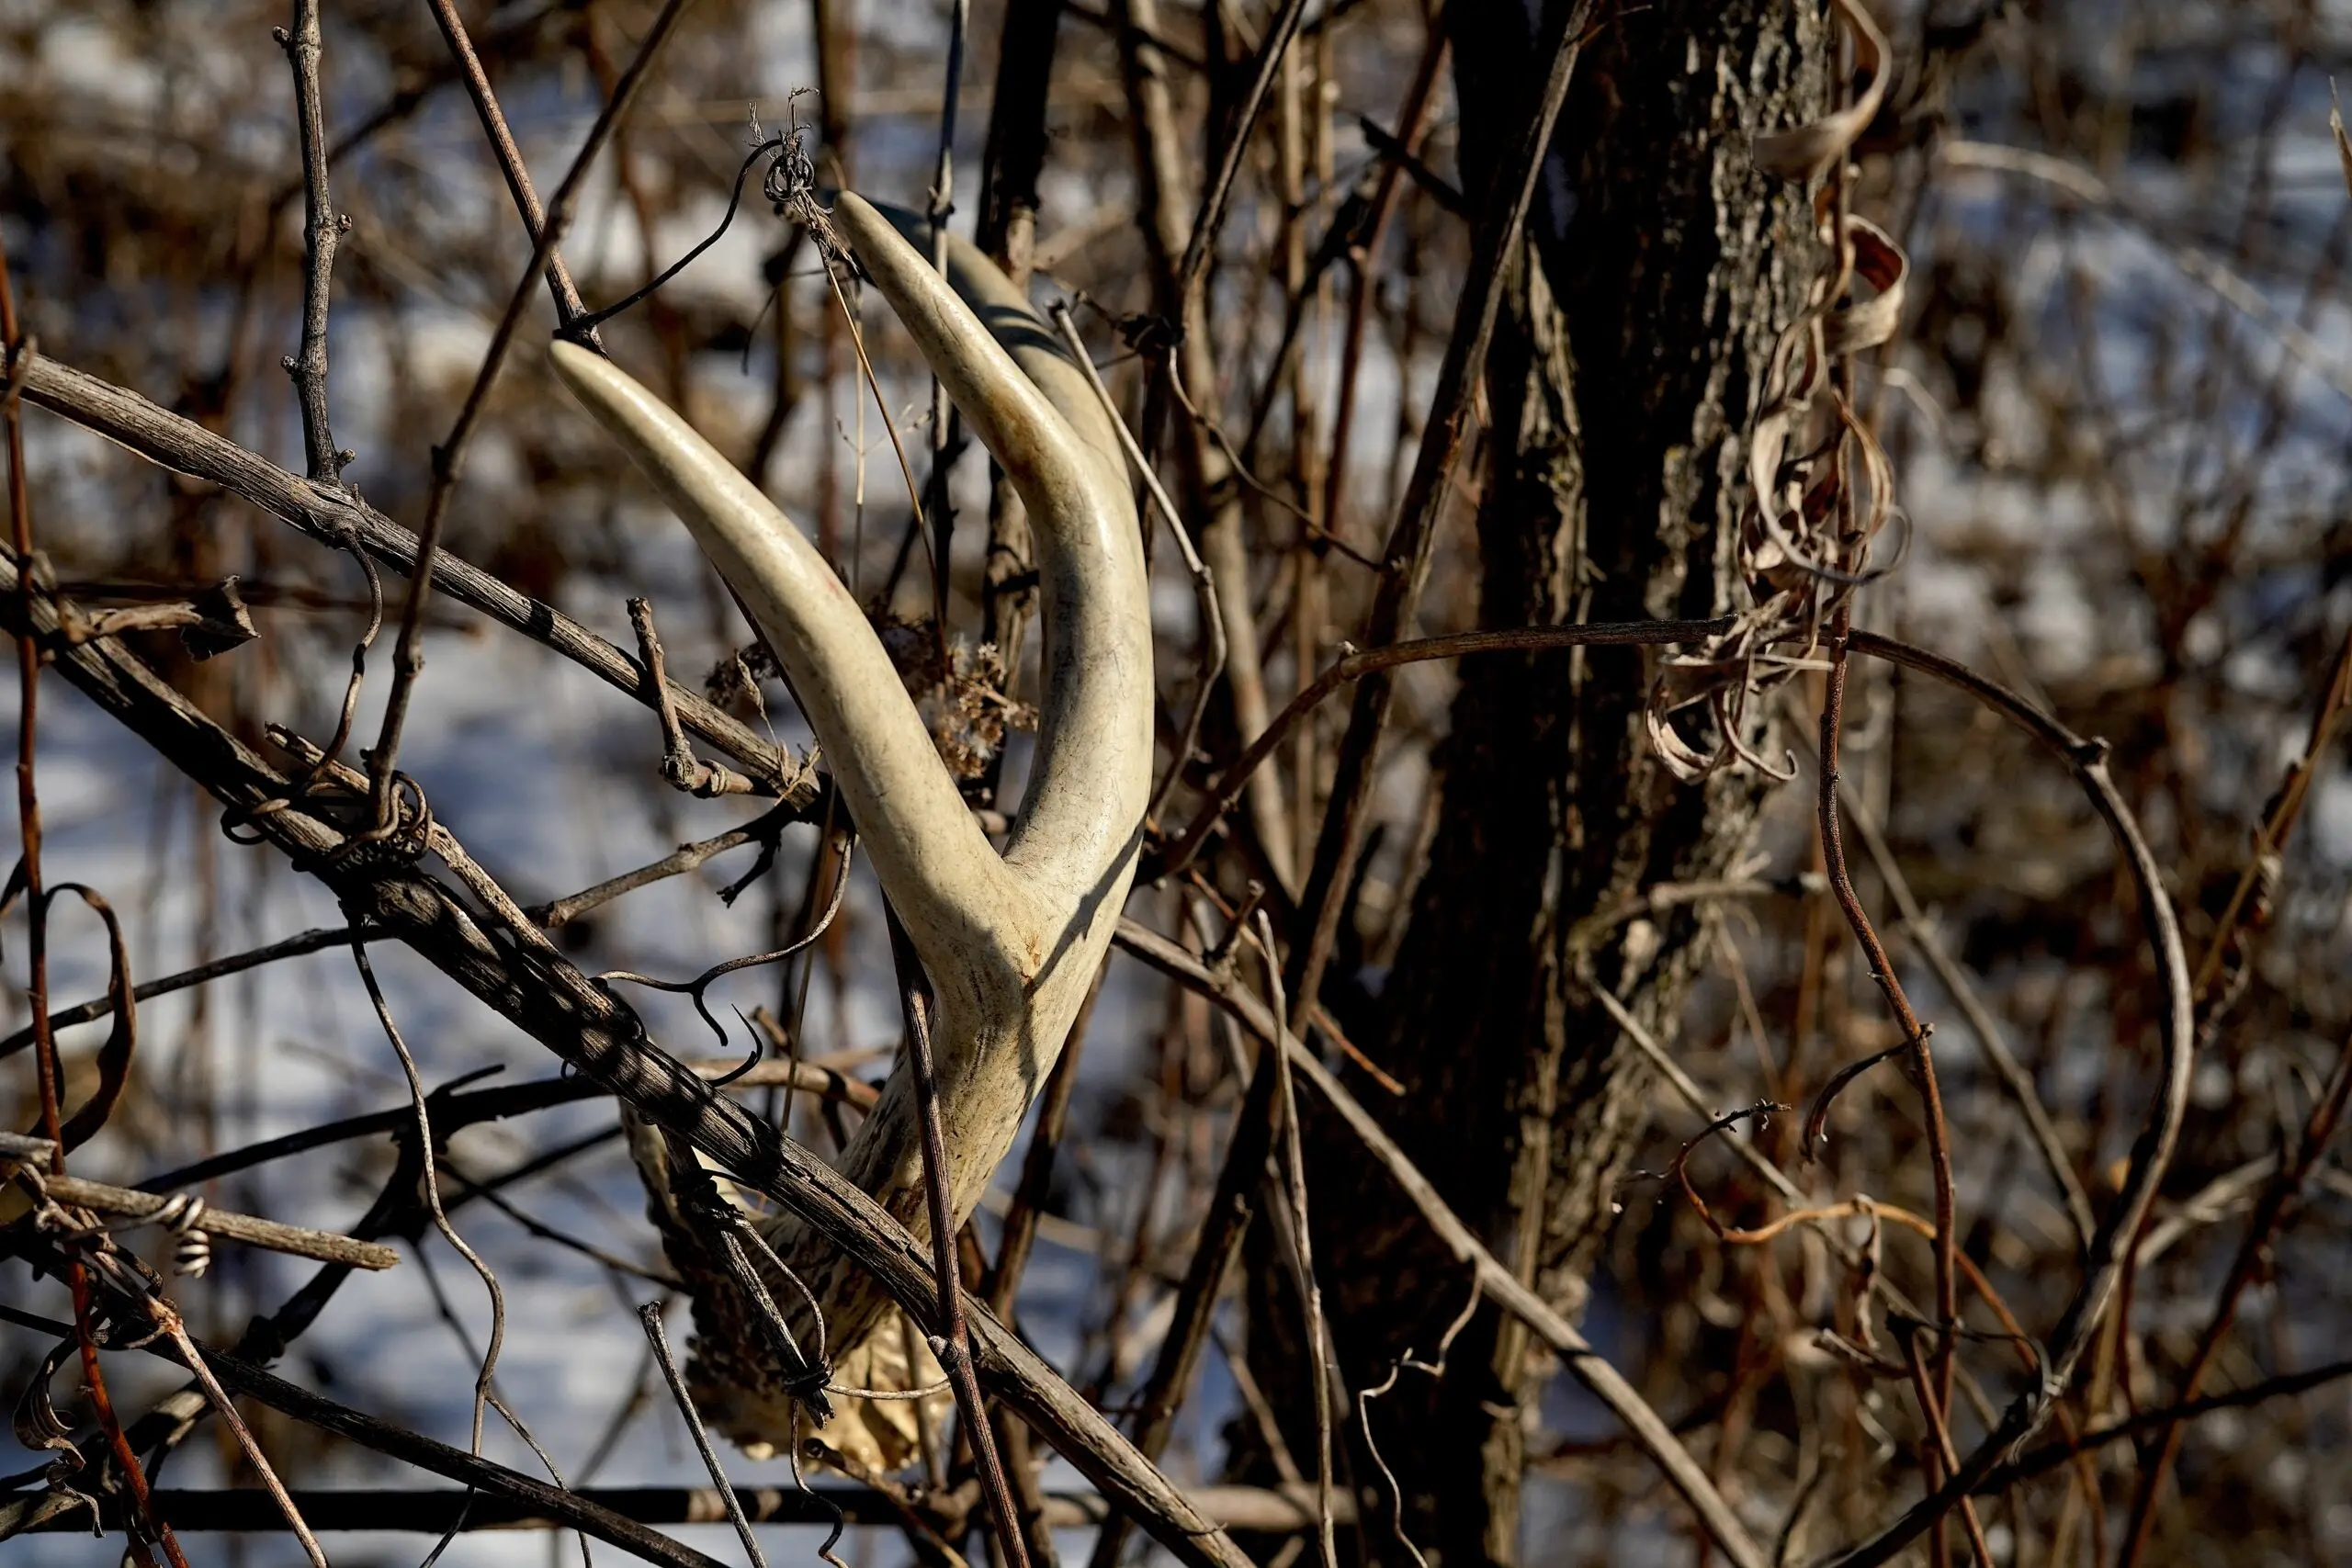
{"left": 1244, "top": 5, "right": 1832, "bottom": 1563}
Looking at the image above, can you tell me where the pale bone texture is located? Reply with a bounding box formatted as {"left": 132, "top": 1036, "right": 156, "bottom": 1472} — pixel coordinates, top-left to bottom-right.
{"left": 551, "top": 192, "right": 1150, "bottom": 1450}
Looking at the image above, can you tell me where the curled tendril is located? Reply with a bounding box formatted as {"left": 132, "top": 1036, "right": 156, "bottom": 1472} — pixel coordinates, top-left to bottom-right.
{"left": 596, "top": 832, "right": 854, "bottom": 1083}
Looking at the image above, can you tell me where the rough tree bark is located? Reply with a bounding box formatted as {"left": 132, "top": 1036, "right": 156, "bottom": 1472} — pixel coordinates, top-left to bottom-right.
{"left": 1250, "top": 5, "right": 1833, "bottom": 1563}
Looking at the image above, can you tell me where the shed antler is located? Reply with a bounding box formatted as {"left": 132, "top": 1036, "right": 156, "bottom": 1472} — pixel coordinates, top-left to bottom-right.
{"left": 550, "top": 194, "right": 1150, "bottom": 1431}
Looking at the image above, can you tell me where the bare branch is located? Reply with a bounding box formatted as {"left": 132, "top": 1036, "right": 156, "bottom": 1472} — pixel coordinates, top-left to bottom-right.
{"left": 277, "top": 1, "right": 347, "bottom": 485}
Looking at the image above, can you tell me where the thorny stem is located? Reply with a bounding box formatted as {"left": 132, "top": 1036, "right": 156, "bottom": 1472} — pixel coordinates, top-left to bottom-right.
{"left": 888, "top": 915, "right": 1032, "bottom": 1568}
{"left": 424, "top": 0, "right": 596, "bottom": 336}
{"left": 366, "top": 0, "right": 695, "bottom": 828}
{"left": 279, "top": 1, "right": 347, "bottom": 486}
{"left": 3, "top": 223, "right": 180, "bottom": 1568}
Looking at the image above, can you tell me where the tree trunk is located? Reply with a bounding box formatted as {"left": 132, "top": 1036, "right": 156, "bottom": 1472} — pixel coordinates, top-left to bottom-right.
{"left": 1247, "top": 5, "right": 1832, "bottom": 1562}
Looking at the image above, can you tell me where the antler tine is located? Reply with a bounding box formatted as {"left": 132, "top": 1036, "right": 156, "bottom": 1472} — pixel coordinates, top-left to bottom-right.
{"left": 548, "top": 342, "right": 1024, "bottom": 971}
{"left": 861, "top": 200, "right": 1127, "bottom": 491}
{"left": 832, "top": 194, "right": 1152, "bottom": 917}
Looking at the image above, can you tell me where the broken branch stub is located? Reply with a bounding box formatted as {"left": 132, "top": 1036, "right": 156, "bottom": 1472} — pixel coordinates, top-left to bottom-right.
{"left": 548, "top": 190, "right": 1150, "bottom": 1439}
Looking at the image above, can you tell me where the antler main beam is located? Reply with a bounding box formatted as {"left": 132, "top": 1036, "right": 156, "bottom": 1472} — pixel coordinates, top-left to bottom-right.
{"left": 551, "top": 193, "right": 1151, "bottom": 1396}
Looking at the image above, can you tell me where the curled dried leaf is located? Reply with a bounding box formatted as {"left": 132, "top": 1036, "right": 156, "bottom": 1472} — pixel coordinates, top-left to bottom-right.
{"left": 1823, "top": 218, "right": 1909, "bottom": 357}
{"left": 10, "top": 1334, "right": 85, "bottom": 1459}
{"left": 45, "top": 885, "right": 136, "bottom": 1155}
{"left": 1752, "top": 0, "right": 1887, "bottom": 180}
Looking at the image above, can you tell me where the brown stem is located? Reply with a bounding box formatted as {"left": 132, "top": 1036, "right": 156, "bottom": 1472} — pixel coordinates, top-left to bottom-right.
{"left": 1818, "top": 609, "right": 1960, "bottom": 1511}
{"left": 888, "top": 915, "right": 1032, "bottom": 1568}
{"left": 424, "top": 0, "right": 595, "bottom": 334}
{"left": 1898, "top": 1328, "right": 1994, "bottom": 1568}
{"left": 2, "top": 224, "right": 180, "bottom": 1568}
{"left": 277, "top": 1, "right": 346, "bottom": 485}
{"left": 1171, "top": 0, "right": 1311, "bottom": 311}
{"left": 1320, "top": 15, "right": 1451, "bottom": 540}
{"left": 1117, "top": 0, "right": 1294, "bottom": 888}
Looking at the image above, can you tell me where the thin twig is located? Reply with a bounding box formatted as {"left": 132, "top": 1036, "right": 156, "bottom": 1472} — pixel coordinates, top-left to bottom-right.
{"left": 1802, "top": 743, "right": 2095, "bottom": 1247}
{"left": 888, "top": 915, "right": 1033, "bottom": 1568}
{"left": 0, "top": 924, "right": 354, "bottom": 1063}
{"left": 1171, "top": 0, "right": 1311, "bottom": 313}
{"left": 424, "top": 0, "right": 596, "bottom": 333}
{"left": 351, "top": 937, "right": 507, "bottom": 1456}
{"left": 639, "top": 1303, "right": 771, "bottom": 1568}
{"left": 922, "top": 0, "right": 972, "bottom": 630}
{"left": 628, "top": 597, "right": 759, "bottom": 796}
{"left": 1156, "top": 616, "right": 1736, "bottom": 881}
{"left": 1816, "top": 611, "right": 1962, "bottom": 1506}
{"left": 1287, "top": 0, "right": 1600, "bottom": 1006}
{"left": 1110, "top": 922, "right": 1770, "bottom": 1568}
{"left": 150, "top": 1303, "right": 331, "bottom": 1568}
{"left": 2118, "top": 1021, "right": 2352, "bottom": 1565}
{"left": 1251, "top": 911, "right": 1337, "bottom": 1568}
{"left": 366, "top": 0, "right": 697, "bottom": 825}
{"left": 532, "top": 801, "right": 809, "bottom": 929}
{"left": 1815, "top": 631, "right": 2195, "bottom": 1568}
{"left": 277, "top": 1, "right": 347, "bottom": 485}
{"left": 0, "top": 1158, "right": 399, "bottom": 1270}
